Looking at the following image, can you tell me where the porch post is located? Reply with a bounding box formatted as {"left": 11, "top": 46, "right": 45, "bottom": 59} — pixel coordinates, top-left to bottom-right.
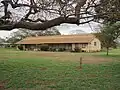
{"left": 23, "top": 45, "right": 26, "bottom": 50}
{"left": 72, "top": 44, "right": 75, "bottom": 51}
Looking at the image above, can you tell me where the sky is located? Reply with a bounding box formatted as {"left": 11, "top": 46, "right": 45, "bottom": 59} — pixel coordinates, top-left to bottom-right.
{"left": 56, "top": 22, "right": 100, "bottom": 34}
{"left": 0, "top": 22, "right": 100, "bottom": 38}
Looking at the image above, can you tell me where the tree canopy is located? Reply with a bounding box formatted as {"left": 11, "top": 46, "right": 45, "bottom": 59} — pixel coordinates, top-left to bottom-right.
{"left": 6, "top": 27, "right": 61, "bottom": 44}
{"left": 95, "top": 21, "right": 120, "bottom": 55}
{"left": 0, "top": 0, "right": 119, "bottom": 31}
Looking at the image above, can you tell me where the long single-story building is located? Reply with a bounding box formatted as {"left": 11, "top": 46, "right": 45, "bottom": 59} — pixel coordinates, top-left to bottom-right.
{"left": 16, "top": 34, "right": 101, "bottom": 52}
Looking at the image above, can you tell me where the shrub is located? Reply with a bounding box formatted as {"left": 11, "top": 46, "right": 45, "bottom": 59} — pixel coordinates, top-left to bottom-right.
{"left": 58, "top": 48, "right": 66, "bottom": 52}
{"left": 49, "top": 48, "right": 53, "bottom": 51}
{"left": 71, "top": 47, "right": 81, "bottom": 52}
{"left": 40, "top": 45, "right": 49, "bottom": 51}
{"left": 18, "top": 45, "right": 23, "bottom": 50}
{"left": 48, "top": 48, "right": 56, "bottom": 51}
{"left": 75, "top": 47, "right": 81, "bottom": 52}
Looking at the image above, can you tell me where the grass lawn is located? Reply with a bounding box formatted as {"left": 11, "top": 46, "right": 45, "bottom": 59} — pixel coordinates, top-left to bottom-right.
{"left": 0, "top": 48, "right": 120, "bottom": 90}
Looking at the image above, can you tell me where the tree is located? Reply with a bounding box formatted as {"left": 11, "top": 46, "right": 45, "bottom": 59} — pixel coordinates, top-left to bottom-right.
{"left": 6, "top": 28, "right": 34, "bottom": 44}
{"left": 95, "top": 22, "right": 120, "bottom": 55}
{"left": 0, "top": 0, "right": 119, "bottom": 31}
{"left": 6, "top": 27, "right": 61, "bottom": 44}
{"left": 95, "top": 0, "right": 120, "bottom": 23}
{"left": 69, "top": 30, "right": 86, "bottom": 35}
{"left": 35, "top": 27, "right": 61, "bottom": 36}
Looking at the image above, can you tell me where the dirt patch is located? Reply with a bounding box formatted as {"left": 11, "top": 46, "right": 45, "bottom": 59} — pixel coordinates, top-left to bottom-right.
{"left": 0, "top": 80, "right": 7, "bottom": 90}
{"left": 81, "top": 56, "right": 112, "bottom": 64}
{"left": 33, "top": 51, "right": 113, "bottom": 64}
{"left": 76, "top": 66, "right": 83, "bottom": 70}
{"left": 26, "top": 80, "right": 56, "bottom": 86}
{"left": 10, "top": 51, "right": 113, "bottom": 64}
{"left": 40, "top": 67, "right": 47, "bottom": 71}
{"left": 0, "top": 84, "right": 4, "bottom": 90}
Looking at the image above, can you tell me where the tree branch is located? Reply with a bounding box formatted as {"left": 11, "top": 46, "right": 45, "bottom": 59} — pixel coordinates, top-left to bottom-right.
{"left": 0, "top": 17, "right": 78, "bottom": 30}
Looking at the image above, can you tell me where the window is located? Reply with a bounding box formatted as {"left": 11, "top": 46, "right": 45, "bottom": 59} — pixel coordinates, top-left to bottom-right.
{"left": 94, "top": 42, "right": 97, "bottom": 46}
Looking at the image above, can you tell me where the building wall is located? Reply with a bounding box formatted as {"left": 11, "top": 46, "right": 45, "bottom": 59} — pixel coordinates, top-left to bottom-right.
{"left": 82, "top": 38, "right": 101, "bottom": 52}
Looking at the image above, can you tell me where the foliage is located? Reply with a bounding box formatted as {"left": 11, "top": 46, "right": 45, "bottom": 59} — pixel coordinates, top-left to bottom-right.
{"left": 95, "top": 21, "right": 120, "bottom": 55}
{"left": 6, "top": 27, "right": 61, "bottom": 44}
{"left": 5, "top": 29, "right": 34, "bottom": 44}
{"left": 40, "top": 45, "right": 49, "bottom": 51}
{"left": 74, "top": 47, "right": 81, "bottom": 52}
{"left": 58, "top": 48, "right": 66, "bottom": 51}
{"left": 71, "top": 47, "right": 81, "bottom": 52}
{"left": 35, "top": 27, "right": 61, "bottom": 36}
{"left": 95, "top": 0, "right": 120, "bottom": 23}
{"left": 17, "top": 45, "right": 24, "bottom": 50}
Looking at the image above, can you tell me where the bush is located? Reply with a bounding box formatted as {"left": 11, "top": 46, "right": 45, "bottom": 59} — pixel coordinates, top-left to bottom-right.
{"left": 58, "top": 48, "right": 66, "bottom": 52}
{"left": 49, "top": 48, "right": 56, "bottom": 51}
{"left": 49, "top": 48, "right": 52, "bottom": 51}
{"left": 18, "top": 45, "right": 23, "bottom": 50}
{"left": 71, "top": 47, "right": 81, "bottom": 52}
{"left": 40, "top": 45, "right": 49, "bottom": 51}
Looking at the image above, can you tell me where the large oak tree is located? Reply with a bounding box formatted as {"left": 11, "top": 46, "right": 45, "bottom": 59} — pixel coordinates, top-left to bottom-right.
{"left": 0, "top": 0, "right": 119, "bottom": 31}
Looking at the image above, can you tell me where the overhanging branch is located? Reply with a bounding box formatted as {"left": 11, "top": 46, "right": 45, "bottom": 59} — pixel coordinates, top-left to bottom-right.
{"left": 0, "top": 17, "right": 77, "bottom": 30}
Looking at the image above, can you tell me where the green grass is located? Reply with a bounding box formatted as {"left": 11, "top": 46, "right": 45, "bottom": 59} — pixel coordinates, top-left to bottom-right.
{"left": 0, "top": 48, "right": 120, "bottom": 90}
{"left": 79, "top": 48, "right": 120, "bottom": 60}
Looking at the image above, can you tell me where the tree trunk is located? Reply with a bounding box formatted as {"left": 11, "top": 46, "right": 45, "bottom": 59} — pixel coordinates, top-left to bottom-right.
{"left": 106, "top": 47, "right": 109, "bottom": 56}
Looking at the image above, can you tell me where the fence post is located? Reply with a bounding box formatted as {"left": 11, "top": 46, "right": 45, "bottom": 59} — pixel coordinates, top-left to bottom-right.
{"left": 80, "top": 57, "right": 82, "bottom": 69}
